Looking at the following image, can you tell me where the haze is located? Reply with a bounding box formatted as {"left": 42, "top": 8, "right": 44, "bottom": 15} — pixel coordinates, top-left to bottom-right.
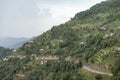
{"left": 0, "top": 0, "right": 105, "bottom": 38}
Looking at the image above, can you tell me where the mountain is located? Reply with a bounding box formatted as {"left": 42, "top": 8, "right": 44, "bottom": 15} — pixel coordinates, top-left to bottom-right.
{"left": 0, "top": 37, "right": 34, "bottom": 49}
{"left": 0, "top": 0, "right": 120, "bottom": 80}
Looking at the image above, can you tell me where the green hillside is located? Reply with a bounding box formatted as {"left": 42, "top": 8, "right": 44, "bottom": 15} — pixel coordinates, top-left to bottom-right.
{"left": 0, "top": 0, "right": 120, "bottom": 80}
{"left": 0, "top": 47, "right": 12, "bottom": 59}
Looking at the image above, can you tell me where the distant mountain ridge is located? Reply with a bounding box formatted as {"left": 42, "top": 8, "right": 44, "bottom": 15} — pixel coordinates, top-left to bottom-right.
{"left": 0, "top": 37, "right": 34, "bottom": 49}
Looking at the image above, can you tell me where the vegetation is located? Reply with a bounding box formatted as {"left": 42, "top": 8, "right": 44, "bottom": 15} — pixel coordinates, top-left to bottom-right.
{"left": 0, "top": 46, "right": 12, "bottom": 59}
{"left": 0, "top": 0, "right": 120, "bottom": 79}
{"left": 112, "top": 58, "right": 120, "bottom": 80}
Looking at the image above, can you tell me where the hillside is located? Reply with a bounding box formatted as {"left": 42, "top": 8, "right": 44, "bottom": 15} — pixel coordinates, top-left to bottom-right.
{"left": 0, "top": 0, "right": 120, "bottom": 80}
{"left": 0, "top": 47, "right": 12, "bottom": 59}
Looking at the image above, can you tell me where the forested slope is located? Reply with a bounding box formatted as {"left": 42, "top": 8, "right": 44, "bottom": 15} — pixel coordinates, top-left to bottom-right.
{"left": 0, "top": 0, "right": 120, "bottom": 80}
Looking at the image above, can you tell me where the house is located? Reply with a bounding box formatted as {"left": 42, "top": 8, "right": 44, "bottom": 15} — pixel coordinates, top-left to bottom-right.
{"left": 99, "top": 27, "right": 106, "bottom": 30}
{"left": 13, "top": 49, "right": 17, "bottom": 52}
{"left": 40, "top": 49, "right": 44, "bottom": 51}
{"left": 103, "top": 33, "right": 114, "bottom": 39}
{"left": 114, "top": 47, "right": 120, "bottom": 52}
{"left": 65, "top": 56, "right": 72, "bottom": 61}
{"left": 16, "top": 55, "right": 26, "bottom": 59}
{"left": 16, "top": 74, "right": 25, "bottom": 77}
{"left": 31, "top": 54, "right": 37, "bottom": 58}
{"left": 39, "top": 49, "right": 44, "bottom": 53}
{"left": 3, "top": 58, "right": 8, "bottom": 61}
{"left": 29, "top": 41, "right": 33, "bottom": 43}
{"left": 40, "top": 60, "right": 47, "bottom": 64}
{"left": 80, "top": 42, "right": 84, "bottom": 45}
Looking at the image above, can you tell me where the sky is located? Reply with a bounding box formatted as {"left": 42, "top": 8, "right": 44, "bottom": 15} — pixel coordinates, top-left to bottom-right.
{"left": 0, "top": 0, "right": 105, "bottom": 38}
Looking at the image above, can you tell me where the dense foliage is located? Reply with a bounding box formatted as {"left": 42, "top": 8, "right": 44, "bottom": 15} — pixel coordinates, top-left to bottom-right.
{"left": 0, "top": 46, "right": 12, "bottom": 59}
{"left": 0, "top": 0, "right": 120, "bottom": 80}
{"left": 112, "top": 58, "right": 120, "bottom": 80}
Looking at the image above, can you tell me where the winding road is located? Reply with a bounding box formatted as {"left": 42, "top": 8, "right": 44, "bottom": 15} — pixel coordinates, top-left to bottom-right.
{"left": 83, "top": 64, "right": 113, "bottom": 76}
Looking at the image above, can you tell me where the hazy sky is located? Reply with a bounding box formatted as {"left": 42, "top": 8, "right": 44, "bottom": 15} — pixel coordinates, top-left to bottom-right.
{"left": 0, "top": 0, "right": 105, "bottom": 38}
